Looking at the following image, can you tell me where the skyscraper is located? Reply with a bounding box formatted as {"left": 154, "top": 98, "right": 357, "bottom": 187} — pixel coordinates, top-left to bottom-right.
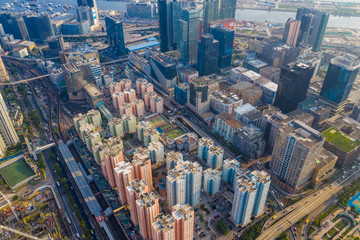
{"left": 167, "top": 166, "right": 186, "bottom": 209}
{"left": 274, "top": 62, "right": 314, "bottom": 113}
{"left": 0, "top": 93, "right": 19, "bottom": 146}
{"left": 187, "top": 77, "right": 211, "bottom": 114}
{"left": 207, "top": 145, "right": 224, "bottom": 169}
{"left": 0, "top": 13, "right": 29, "bottom": 40}
{"left": 77, "top": 0, "right": 99, "bottom": 27}
{"left": 132, "top": 149, "right": 153, "bottom": 190}
{"left": 0, "top": 56, "right": 10, "bottom": 82}
{"left": 231, "top": 170, "right": 270, "bottom": 225}
{"left": 23, "top": 13, "right": 54, "bottom": 41}
{"left": 296, "top": 7, "right": 329, "bottom": 52}
{"left": 197, "top": 137, "right": 214, "bottom": 160}
{"left": 172, "top": 204, "right": 194, "bottom": 240}
{"left": 282, "top": 18, "right": 301, "bottom": 47}
{"left": 105, "top": 16, "right": 126, "bottom": 56}
{"left": 158, "top": 0, "right": 182, "bottom": 52}
{"left": 136, "top": 192, "right": 160, "bottom": 240}
{"left": 198, "top": 34, "right": 219, "bottom": 76}
{"left": 203, "top": 0, "right": 236, "bottom": 33}
{"left": 46, "top": 36, "right": 65, "bottom": 56}
{"left": 177, "top": 8, "right": 200, "bottom": 64}
{"left": 152, "top": 213, "right": 175, "bottom": 240}
{"left": 269, "top": 120, "right": 324, "bottom": 190}
{"left": 218, "top": 0, "right": 237, "bottom": 20}
{"left": 210, "top": 25, "right": 234, "bottom": 71}
{"left": 183, "top": 161, "right": 202, "bottom": 206}
{"left": 114, "top": 161, "right": 135, "bottom": 204}
{"left": 320, "top": 54, "right": 360, "bottom": 114}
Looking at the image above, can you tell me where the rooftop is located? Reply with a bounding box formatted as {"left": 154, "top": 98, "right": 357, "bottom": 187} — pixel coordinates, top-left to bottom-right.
{"left": 84, "top": 83, "right": 103, "bottom": 98}
{"left": 282, "top": 120, "right": 324, "bottom": 147}
{"left": 152, "top": 214, "right": 174, "bottom": 233}
{"left": 127, "top": 40, "right": 160, "bottom": 52}
{"left": 322, "top": 127, "right": 360, "bottom": 153}
{"left": 234, "top": 103, "right": 256, "bottom": 116}
{"left": 210, "top": 90, "right": 241, "bottom": 104}
{"left": 216, "top": 112, "right": 244, "bottom": 129}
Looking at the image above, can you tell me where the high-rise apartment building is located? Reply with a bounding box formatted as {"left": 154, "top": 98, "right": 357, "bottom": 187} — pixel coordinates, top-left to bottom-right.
{"left": 0, "top": 93, "right": 18, "bottom": 146}
{"left": 269, "top": 120, "right": 324, "bottom": 190}
{"left": 105, "top": 16, "right": 126, "bottom": 56}
{"left": 210, "top": 25, "right": 234, "bottom": 71}
{"left": 0, "top": 13, "right": 29, "bottom": 40}
{"left": 296, "top": 7, "right": 329, "bottom": 52}
{"left": 136, "top": 192, "right": 160, "bottom": 240}
{"left": 0, "top": 56, "right": 9, "bottom": 82}
{"left": 114, "top": 161, "right": 135, "bottom": 204}
{"left": 203, "top": 168, "right": 221, "bottom": 195}
{"left": 182, "top": 161, "right": 202, "bottom": 206}
{"left": 152, "top": 213, "right": 175, "bottom": 240}
{"left": 149, "top": 142, "right": 165, "bottom": 164}
{"left": 166, "top": 151, "right": 184, "bottom": 171}
{"left": 231, "top": 170, "right": 270, "bottom": 225}
{"left": 172, "top": 203, "right": 194, "bottom": 240}
{"left": 133, "top": 148, "right": 153, "bottom": 190}
{"left": 127, "top": 179, "right": 148, "bottom": 226}
{"left": 167, "top": 166, "right": 186, "bottom": 209}
{"left": 274, "top": 62, "right": 314, "bottom": 113}
{"left": 320, "top": 54, "right": 360, "bottom": 114}
{"left": 187, "top": 77, "right": 211, "bottom": 114}
{"left": 178, "top": 8, "right": 200, "bottom": 64}
{"left": 197, "top": 137, "right": 214, "bottom": 160}
{"left": 102, "top": 146, "right": 123, "bottom": 187}
{"left": 198, "top": 34, "right": 219, "bottom": 76}
{"left": 222, "top": 159, "right": 241, "bottom": 184}
{"left": 282, "top": 18, "right": 301, "bottom": 47}
{"left": 207, "top": 145, "right": 224, "bottom": 169}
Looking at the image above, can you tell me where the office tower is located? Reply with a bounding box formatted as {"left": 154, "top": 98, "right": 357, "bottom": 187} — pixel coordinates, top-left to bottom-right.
{"left": 166, "top": 151, "right": 184, "bottom": 171}
{"left": 77, "top": 0, "right": 99, "bottom": 26}
{"left": 320, "top": 55, "right": 360, "bottom": 114}
{"left": 219, "top": 0, "right": 237, "bottom": 20}
{"left": 197, "top": 137, "right": 214, "bottom": 160}
{"left": 149, "top": 51, "right": 177, "bottom": 89}
{"left": 152, "top": 214, "right": 175, "bottom": 240}
{"left": 187, "top": 77, "right": 211, "bottom": 114}
{"left": 274, "top": 62, "right": 314, "bottom": 113}
{"left": 222, "top": 159, "right": 241, "bottom": 184}
{"left": 136, "top": 192, "right": 160, "bottom": 240}
{"left": 210, "top": 25, "right": 234, "bottom": 72}
{"left": 61, "top": 20, "right": 91, "bottom": 35}
{"left": 127, "top": 179, "right": 148, "bottom": 226}
{"left": 231, "top": 170, "right": 270, "bottom": 225}
{"left": 23, "top": 13, "right": 54, "bottom": 41}
{"left": 178, "top": 8, "right": 200, "bottom": 64}
{"left": 105, "top": 16, "right": 126, "bottom": 56}
{"left": 114, "top": 161, "right": 135, "bottom": 204}
{"left": 0, "top": 93, "right": 19, "bottom": 146}
{"left": 133, "top": 148, "right": 153, "bottom": 190}
{"left": 149, "top": 142, "right": 165, "bottom": 164}
{"left": 231, "top": 177, "right": 256, "bottom": 225}
{"left": 0, "top": 13, "right": 29, "bottom": 40}
{"left": 207, "top": 145, "right": 224, "bottom": 169}
{"left": 251, "top": 170, "right": 271, "bottom": 216}
{"left": 198, "top": 34, "right": 219, "bottom": 76}
{"left": 283, "top": 18, "right": 301, "bottom": 47}
{"left": 46, "top": 36, "right": 65, "bottom": 56}
{"left": 0, "top": 24, "right": 5, "bottom": 36}
{"left": 203, "top": 168, "right": 221, "bottom": 195}
{"left": 296, "top": 7, "right": 329, "bottom": 52}
{"left": 269, "top": 120, "right": 324, "bottom": 190}
{"left": 0, "top": 56, "right": 9, "bottom": 82}
{"left": 158, "top": 0, "right": 174, "bottom": 52}
{"left": 174, "top": 83, "right": 188, "bottom": 106}
{"left": 172, "top": 204, "right": 194, "bottom": 240}
{"left": 203, "top": 0, "right": 220, "bottom": 33}
{"left": 167, "top": 167, "right": 186, "bottom": 209}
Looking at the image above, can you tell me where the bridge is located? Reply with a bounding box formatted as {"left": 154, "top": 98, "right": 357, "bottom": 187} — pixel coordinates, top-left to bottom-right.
{"left": 0, "top": 73, "right": 60, "bottom": 86}
{"left": 25, "top": 137, "right": 56, "bottom": 160}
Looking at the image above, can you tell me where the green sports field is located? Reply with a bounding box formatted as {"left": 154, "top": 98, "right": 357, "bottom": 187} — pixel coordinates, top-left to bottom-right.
{"left": 0, "top": 158, "right": 35, "bottom": 188}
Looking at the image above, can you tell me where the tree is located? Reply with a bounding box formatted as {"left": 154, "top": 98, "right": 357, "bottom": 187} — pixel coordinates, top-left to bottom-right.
{"left": 217, "top": 220, "right": 229, "bottom": 235}
{"left": 277, "top": 232, "right": 288, "bottom": 240}
{"left": 12, "top": 195, "right": 19, "bottom": 201}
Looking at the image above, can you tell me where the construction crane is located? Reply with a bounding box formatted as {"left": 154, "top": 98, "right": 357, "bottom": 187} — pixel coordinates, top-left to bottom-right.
{"left": 0, "top": 191, "right": 19, "bottom": 221}
{"left": 0, "top": 225, "right": 42, "bottom": 240}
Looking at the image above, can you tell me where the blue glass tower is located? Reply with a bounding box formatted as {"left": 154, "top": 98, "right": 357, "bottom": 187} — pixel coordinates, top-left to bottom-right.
{"left": 320, "top": 55, "right": 360, "bottom": 105}
{"left": 209, "top": 25, "right": 234, "bottom": 72}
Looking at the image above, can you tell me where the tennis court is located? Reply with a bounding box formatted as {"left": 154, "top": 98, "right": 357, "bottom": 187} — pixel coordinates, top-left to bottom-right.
{"left": 348, "top": 192, "right": 360, "bottom": 212}
{"left": 0, "top": 158, "right": 35, "bottom": 188}
{"left": 147, "top": 115, "right": 167, "bottom": 128}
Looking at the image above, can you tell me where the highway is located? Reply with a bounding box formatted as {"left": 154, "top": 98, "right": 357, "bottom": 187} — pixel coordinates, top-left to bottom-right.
{"left": 257, "top": 167, "right": 360, "bottom": 240}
